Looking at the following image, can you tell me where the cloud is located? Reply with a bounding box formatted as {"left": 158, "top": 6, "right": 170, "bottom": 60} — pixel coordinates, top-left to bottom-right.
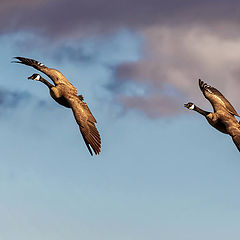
{"left": 9, "top": 23, "right": 240, "bottom": 118}
{"left": 0, "top": 88, "right": 30, "bottom": 108}
{"left": 0, "top": 87, "right": 49, "bottom": 116}
{"left": 0, "top": 0, "right": 50, "bottom": 33}
{"left": 2, "top": 0, "right": 240, "bottom": 38}
{"left": 112, "top": 26, "right": 240, "bottom": 117}
{"left": 117, "top": 94, "right": 182, "bottom": 118}
{"left": 3, "top": 0, "right": 240, "bottom": 118}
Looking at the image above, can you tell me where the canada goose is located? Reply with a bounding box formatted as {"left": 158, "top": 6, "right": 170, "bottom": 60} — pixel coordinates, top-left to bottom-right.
{"left": 184, "top": 79, "right": 240, "bottom": 152}
{"left": 13, "top": 57, "right": 101, "bottom": 156}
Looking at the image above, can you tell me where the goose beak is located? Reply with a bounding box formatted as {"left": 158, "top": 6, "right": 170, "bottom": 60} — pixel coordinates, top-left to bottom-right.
{"left": 184, "top": 103, "right": 187, "bottom": 108}
{"left": 28, "top": 76, "right": 33, "bottom": 80}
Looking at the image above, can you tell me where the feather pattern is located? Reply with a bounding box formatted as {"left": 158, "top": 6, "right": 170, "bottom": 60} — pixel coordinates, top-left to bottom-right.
{"left": 199, "top": 79, "right": 240, "bottom": 116}
{"left": 64, "top": 91, "right": 101, "bottom": 155}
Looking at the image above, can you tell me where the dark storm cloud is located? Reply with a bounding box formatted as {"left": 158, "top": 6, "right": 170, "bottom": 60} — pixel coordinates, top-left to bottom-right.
{"left": 1, "top": 0, "right": 240, "bottom": 38}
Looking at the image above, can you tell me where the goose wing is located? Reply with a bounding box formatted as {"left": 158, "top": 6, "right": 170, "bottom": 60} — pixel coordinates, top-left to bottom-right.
{"left": 199, "top": 79, "right": 239, "bottom": 117}
{"left": 13, "top": 57, "right": 77, "bottom": 91}
{"left": 232, "top": 134, "right": 240, "bottom": 152}
{"left": 66, "top": 94, "right": 101, "bottom": 155}
{"left": 223, "top": 117, "right": 240, "bottom": 152}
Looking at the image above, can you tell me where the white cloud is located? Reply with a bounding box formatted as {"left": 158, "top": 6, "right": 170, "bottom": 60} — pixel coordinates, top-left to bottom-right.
{"left": 115, "top": 25, "right": 240, "bottom": 116}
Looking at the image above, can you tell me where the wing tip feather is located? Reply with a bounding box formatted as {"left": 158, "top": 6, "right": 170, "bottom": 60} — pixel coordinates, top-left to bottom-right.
{"left": 80, "top": 125, "right": 101, "bottom": 156}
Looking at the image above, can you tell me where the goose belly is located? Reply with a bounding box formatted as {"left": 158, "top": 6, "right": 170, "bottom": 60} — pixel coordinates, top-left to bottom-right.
{"left": 50, "top": 90, "right": 71, "bottom": 108}
{"left": 206, "top": 118, "right": 228, "bottom": 134}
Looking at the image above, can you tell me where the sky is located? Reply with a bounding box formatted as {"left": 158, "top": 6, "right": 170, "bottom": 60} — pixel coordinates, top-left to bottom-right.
{"left": 1, "top": 0, "right": 240, "bottom": 239}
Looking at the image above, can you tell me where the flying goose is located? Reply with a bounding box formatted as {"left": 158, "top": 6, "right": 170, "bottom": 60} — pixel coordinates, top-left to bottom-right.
{"left": 184, "top": 79, "right": 240, "bottom": 152}
{"left": 13, "top": 57, "right": 101, "bottom": 156}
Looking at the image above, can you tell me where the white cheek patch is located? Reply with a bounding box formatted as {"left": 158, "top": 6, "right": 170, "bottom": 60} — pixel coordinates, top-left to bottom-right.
{"left": 34, "top": 75, "right": 40, "bottom": 80}
{"left": 38, "top": 62, "right": 44, "bottom": 67}
{"left": 189, "top": 104, "right": 195, "bottom": 110}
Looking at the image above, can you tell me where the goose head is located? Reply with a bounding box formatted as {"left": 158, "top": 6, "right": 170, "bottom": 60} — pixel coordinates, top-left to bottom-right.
{"left": 28, "top": 73, "right": 41, "bottom": 81}
{"left": 184, "top": 102, "right": 195, "bottom": 110}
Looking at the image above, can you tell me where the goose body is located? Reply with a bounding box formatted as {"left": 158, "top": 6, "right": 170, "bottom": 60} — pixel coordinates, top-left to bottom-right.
{"left": 205, "top": 112, "right": 228, "bottom": 134}
{"left": 184, "top": 79, "right": 240, "bottom": 152}
{"left": 14, "top": 57, "right": 101, "bottom": 156}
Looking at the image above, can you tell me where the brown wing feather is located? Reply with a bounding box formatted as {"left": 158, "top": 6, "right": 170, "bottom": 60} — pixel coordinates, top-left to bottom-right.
{"left": 222, "top": 115, "right": 240, "bottom": 152}
{"left": 69, "top": 96, "right": 101, "bottom": 155}
{"left": 199, "top": 79, "right": 239, "bottom": 116}
{"left": 81, "top": 102, "right": 97, "bottom": 123}
{"left": 13, "top": 57, "right": 77, "bottom": 92}
{"left": 232, "top": 135, "right": 240, "bottom": 152}
{"left": 13, "top": 57, "right": 57, "bottom": 80}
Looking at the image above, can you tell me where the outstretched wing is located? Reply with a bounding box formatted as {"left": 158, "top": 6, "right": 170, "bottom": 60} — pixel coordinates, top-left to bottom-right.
{"left": 68, "top": 95, "right": 101, "bottom": 155}
{"left": 13, "top": 57, "right": 76, "bottom": 91}
{"left": 220, "top": 115, "right": 240, "bottom": 152}
{"left": 199, "top": 79, "right": 239, "bottom": 116}
{"left": 232, "top": 134, "right": 240, "bottom": 152}
{"left": 224, "top": 118, "right": 240, "bottom": 152}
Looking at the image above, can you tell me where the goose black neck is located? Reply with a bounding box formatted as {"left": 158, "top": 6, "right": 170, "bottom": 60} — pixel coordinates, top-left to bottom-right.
{"left": 194, "top": 105, "right": 210, "bottom": 116}
{"left": 39, "top": 76, "right": 54, "bottom": 89}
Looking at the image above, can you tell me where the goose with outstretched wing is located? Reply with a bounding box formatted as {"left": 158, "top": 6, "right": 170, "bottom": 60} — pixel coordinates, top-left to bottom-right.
{"left": 13, "top": 57, "right": 101, "bottom": 156}
{"left": 184, "top": 79, "right": 240, "bottom": 152}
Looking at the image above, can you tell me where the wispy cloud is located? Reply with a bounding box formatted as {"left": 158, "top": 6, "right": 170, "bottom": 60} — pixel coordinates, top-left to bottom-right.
{"left": 111, "top": 26, "right": 240, "bottom": 116}
{"left": 0, "top": 87, "right": 50, "bottom": 117}
{"left": 0, "top": 88, "right": 30, "bottom": 108}
{"left": 3, "top": 0, "right": 240, "bottom": 118}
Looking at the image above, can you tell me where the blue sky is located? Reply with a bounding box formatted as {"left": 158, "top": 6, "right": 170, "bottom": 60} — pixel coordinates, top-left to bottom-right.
{"left": 1, "top": 1, "right": 240, "bottom": 239}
